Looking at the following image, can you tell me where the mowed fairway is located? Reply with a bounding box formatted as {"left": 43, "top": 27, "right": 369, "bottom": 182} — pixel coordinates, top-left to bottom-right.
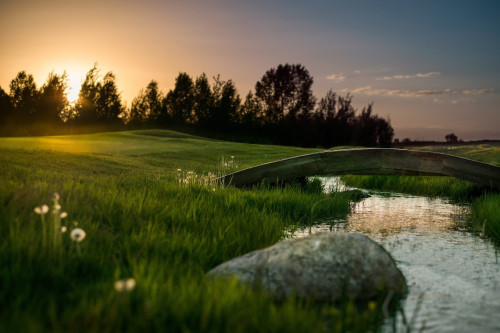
{"left": 0, "top": 130, "right": 382, "bottom": 332}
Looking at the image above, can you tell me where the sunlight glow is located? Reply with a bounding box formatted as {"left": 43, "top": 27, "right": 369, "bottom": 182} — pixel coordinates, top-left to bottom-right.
{"left": 65, "top": 71, "right": 83, "bottom": 102}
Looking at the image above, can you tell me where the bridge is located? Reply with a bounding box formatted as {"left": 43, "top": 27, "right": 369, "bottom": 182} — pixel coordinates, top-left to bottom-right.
{"left": 219, "top": 148, "right": 500, "bottom": 190}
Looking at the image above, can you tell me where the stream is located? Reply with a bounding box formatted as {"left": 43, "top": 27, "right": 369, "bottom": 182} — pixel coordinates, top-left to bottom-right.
{"left": 293, "top": 177, "right": 500, "bottom": 332}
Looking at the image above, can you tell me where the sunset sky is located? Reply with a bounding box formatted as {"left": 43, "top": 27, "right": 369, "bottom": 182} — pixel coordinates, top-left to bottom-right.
{"left": 1, "top": 0, "right": 499, "bottom": 140}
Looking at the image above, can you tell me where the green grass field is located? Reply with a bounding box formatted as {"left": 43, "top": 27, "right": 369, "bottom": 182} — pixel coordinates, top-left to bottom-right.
{"left": 0, "top": 130, "right": 386, "bottom": 332}
{"left": 2, "top": 130, "right": 498, "bottom": 331}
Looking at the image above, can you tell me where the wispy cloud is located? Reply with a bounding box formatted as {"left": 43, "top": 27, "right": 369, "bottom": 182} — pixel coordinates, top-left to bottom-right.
{"left": 376, "top": 72, "right": 441, "bottom": 81}
{"left": 342, "top": 86, "right": 452, "bottom": 97}
{"left": 326, "top": 73, "right": 346, "bottom": 82}
{"left": 353, "top": 70, "right": 361, "bottom": 74}
{"left": 462, "top": 89, "right": 494, "bottom": 95}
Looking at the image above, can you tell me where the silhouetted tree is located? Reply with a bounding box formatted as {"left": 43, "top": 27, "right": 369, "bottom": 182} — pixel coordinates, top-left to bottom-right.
{"left": 129, "top": 90, "right": 149, "bottom": 125}
{"left": 238, "top": 91, "right": 263, "bottom": 125}
{"left": 129, "top": 80, "right": 163, "bottom": 125}
{"left": 0, "top": 87, "right": 13, "bottom": 127}
{"left": 445, "top": 133, "right": 458, "bottom": 143}
{"left": 211, "top": 76, "right": 240, "bottom": 128}
{"left": 355, "top": 103, "right": 378, "bottom": 146}
{"left": 73, "top": 65, "right": 124, "bottom": 126}
{"left": 74, "top": 65, "right": 100, "bottom": 125}
{"left": 38, "top": 71, "right": 69, "bottom": 125}
{"left": 193, "top": 73, "right": 214, "bottom": 126}
{"left": 9, "top": 71, "right": 39, "bottom": 123}
{"left": 165, "top": 72, "right": 195, "bottom": 124}
{"left": 374, "top": 116, "right": 394, "bottom": 146}
{"left": 314, "top": 90, "right": 338, "bottom": 146}
{"left": 95, "top": 72, "right": 124, "bottom": 124}
{"left": 255, "top": 63, "right": 315, "bottom": 124}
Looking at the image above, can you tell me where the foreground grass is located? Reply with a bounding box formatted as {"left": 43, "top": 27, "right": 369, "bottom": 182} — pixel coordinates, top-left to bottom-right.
{"left": 342, "top": 142, "right": 500, "bottom": 241}
{"left": 0, "top": 130, "right": 383, "bottom": 332}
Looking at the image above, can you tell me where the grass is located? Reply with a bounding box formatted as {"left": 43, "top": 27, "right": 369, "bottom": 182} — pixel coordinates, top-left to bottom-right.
{"left": 342, "top": 142, "right": 500, "bottom": 241}
{"left": 0, "top": 130, "right": 385, "bottom": 332}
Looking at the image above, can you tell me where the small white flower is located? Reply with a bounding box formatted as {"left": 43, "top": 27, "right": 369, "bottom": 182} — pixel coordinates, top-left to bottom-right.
{"left": 60, "top": 212, "right": 68, "bottom": 219}
{"left": 231, "top": 155, "right": 234, "bottom": 159}
{"left": 114, "top": 278, "right": 136, "bottom": 292}
{"left": 52, "top": 192, "right": 60, "bottom": 201}
{"left": 35, "top": 205, "right": 49, "bottom": 214}
{"left": 34, "top": 206, "right": 42, "bottom": 214}
{"left": 177, "top": 168, "right": 182, "bottom": 172}
{"left": 70, "top": 228, "right": 86, "bottom": 242}
{"left": 53, "top": 204, "right": 62, "bottom": 211}
{"left": 60, "top": 226, "right": 67, "bottom": 233}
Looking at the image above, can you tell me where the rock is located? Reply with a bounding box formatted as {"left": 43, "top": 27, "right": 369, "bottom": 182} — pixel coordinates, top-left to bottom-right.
{"left": 207, "top": 232, "right": 407, "bottom": 302}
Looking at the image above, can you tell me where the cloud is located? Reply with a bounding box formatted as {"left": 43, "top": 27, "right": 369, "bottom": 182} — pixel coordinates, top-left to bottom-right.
{"left": 326, "top": 73, "right": 346, "bottom": 82}
{"left": 376, "top": 72, "right": 441, "bottom": 81}
{"left": 462, "top": 89, "right": 494, "bottom": 95}
{"left": 450, "top": 97, "right": 477, "bottom": 104}
{"left": 342, "top": 86, "right": 452, "bottom": 97}
{"left": 353, "top": 70, "right": 361, "bottom": 74}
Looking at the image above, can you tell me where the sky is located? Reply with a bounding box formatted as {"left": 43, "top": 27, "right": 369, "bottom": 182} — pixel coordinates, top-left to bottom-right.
{"left": 1, "top": 0, "right": 499, "bottom": 140}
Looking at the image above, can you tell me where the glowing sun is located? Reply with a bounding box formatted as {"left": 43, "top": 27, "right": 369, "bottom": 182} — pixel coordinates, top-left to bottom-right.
{"left": 65, "top": 71, "right": 84, "bottom": 102}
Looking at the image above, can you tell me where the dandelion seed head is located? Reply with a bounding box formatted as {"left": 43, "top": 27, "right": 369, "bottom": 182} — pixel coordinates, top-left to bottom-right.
{"left": 53, "top": 204, "right": 62, "bottom": 211}
{"left": 60, "top": 212, "right": 68, "bottom": 218}
{"left": 34, "top": 206, "right": 42, "bottom": 214}
{"left": 70, "top": 228, "right": 86, "bottom": 242}
{"left": 41, "top": 205, "right": 49, "bottom": 214}
{"left": 177, "top": 168, "right": 182, "bottom": 172}
{"left": 60, "top": 226, "right": 67, "bottom": 233}
{"left": 125, "top": 278, "right": 136, "bottom": 290}
{"left": 114, "top": 278, "right": 136, "bottom": 292}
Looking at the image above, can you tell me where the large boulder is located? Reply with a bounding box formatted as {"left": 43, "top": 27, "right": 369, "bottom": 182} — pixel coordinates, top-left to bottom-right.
{"left": 207, "top": 232, "right": 407, "bottom": 302}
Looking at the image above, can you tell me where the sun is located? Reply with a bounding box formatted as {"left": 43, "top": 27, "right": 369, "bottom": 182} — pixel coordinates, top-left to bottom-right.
{"left": 65, "top": 71, "right": 84, "bottom": 103}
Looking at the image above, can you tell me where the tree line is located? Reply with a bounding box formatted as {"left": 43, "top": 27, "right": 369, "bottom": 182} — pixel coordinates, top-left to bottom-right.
{"left": 0, "top": 63, "right": 394, "bottom": 147}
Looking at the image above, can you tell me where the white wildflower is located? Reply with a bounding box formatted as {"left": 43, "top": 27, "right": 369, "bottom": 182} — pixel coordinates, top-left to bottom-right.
{"left": 52, "top": 192, "right": 60, "bottom": 201}
{"left": 114, "top": 278, "right": 136, "bottom": 292}
{"left": 70, "top": 228, "right": 86, "bottom": 242}
{"left": 60, "top": 212, "right": 68, "bottom": 219}
{"left": 60, "top": 226, "right": 67, "bottom": 233}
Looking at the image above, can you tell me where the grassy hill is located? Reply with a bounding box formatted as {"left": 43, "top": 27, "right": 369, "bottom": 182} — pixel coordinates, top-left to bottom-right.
{"left": 0, "top": 130, "right": 380, "bottom": 332}
{"left": 1, "top": 130, "right": 498, "bottom": 332}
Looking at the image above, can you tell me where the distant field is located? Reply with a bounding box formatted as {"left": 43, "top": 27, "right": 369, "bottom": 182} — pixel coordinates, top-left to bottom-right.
{"left": 406, "top": 142, "right": 500, "bottom": 166}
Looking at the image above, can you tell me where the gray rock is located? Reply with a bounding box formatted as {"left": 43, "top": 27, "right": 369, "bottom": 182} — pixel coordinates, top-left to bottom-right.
{"left": 207, "top": 232, "right": 407, "bottom": 302}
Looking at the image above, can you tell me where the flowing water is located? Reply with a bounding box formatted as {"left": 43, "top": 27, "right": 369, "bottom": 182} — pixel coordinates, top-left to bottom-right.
{"left": 292, "top": 177, "right": 500, "bottom": 332}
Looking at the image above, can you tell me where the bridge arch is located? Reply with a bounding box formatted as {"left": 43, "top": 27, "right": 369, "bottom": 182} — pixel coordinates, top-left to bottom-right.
{"left": 220, "top": 148, "right": 500, "bottom": 190}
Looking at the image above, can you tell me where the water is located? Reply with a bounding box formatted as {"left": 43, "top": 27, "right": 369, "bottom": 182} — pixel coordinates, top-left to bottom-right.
{"left": 292, "top": 177, "right": 500, "bottom": 332}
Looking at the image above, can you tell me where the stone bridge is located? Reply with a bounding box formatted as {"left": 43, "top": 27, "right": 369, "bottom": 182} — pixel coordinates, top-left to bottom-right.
{"left": 219, "top": 148, "right": 500, "bottom": 190}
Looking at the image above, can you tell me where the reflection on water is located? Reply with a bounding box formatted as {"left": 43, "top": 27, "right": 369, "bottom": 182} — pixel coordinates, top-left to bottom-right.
{"left": 292, "top": 177, "right": 500, "bottom": 332}
{"left": 348, "top": 195, "right": 466, "bottom": 235}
